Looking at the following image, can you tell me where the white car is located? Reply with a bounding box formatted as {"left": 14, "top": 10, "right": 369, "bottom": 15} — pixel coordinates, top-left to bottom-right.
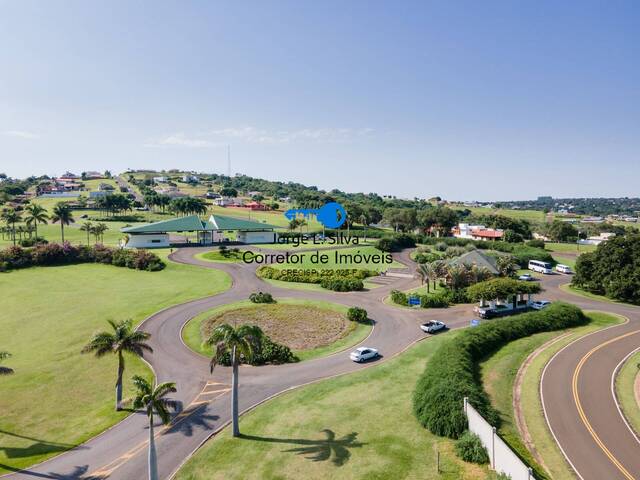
{"left": 420, "top": 320, "right": 447, "bottom": 334}
{"left": 349, "top": 347, "right": 379, "bottom": 363}
{"left": 519, "top": 274, "right": 535, "bottom": 281}
{"left": 531, "top": 300, "right": 551, "bottom": 310}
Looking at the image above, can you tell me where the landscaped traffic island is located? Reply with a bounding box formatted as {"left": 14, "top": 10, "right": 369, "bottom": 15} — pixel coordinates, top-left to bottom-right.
{"left": 182, "top": 299, "right": 372, "bottom": 362}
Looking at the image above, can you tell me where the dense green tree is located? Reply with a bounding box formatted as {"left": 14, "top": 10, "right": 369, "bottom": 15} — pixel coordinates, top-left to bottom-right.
{"left": 546, "top": 220, "right": 579, "bottom": 242}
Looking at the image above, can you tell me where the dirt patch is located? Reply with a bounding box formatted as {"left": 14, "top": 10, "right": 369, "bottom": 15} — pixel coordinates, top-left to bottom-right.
{"left": 201, "top": 304, "right": 351, "bottom": 351}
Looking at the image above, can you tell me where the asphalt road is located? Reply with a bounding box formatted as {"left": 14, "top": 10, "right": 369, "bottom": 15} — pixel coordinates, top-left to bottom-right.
{"left": 5, "top": 251, "right": 640, "bottom": 480}
{"left": 538, "top": 273, "right": 640, "bottom": 480}
{"left": 1, "top": 247, "right": 478, "bottom": 479}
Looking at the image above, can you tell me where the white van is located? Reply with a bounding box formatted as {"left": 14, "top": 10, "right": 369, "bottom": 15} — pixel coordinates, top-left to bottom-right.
{"left": 556, "top": 264, "right": 573, "bottom": 274}
{"left": 529, "top": 260, "right": 553, "bottom": 274}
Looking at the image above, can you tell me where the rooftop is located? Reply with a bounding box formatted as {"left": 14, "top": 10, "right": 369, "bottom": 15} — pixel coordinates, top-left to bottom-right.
{"left": 449, "top": 250, "right": 499, "bottom": 275}
{"left": 121, "top": 214, "right": 275, "bottom": 234}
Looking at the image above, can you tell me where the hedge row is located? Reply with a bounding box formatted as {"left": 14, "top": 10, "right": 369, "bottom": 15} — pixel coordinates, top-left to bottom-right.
{"left": 412, "top": 303, "right": 587, "bottom": 438}
{"left": 258, "top": 266, "right": 375, "bottom": 291}
{"left": 391, "top": 288, "right": 470, "bottom": 308}
{"left": 0, "top": 243, "right": 165, "bottom": 272}
{"left": 376, "top": 233, "right": 417, "bottom": 252}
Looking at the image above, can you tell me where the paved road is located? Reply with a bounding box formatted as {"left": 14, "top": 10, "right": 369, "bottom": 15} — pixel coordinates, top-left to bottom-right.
{"left": 2, "top": 247, "right": 477, "bottom": 479}
{"left": 538, "top": 274, "right": 640, "bottom": 480}
{"left": 6, "top": 252, "right": 640, "bottom": 480}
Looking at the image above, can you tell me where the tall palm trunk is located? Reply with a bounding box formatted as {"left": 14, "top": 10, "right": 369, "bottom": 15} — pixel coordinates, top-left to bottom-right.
{"left": 116, "top": 352, "right": 124, "bottom": 410}
{"left": 60, "top": 224, "right": 65, "bottom": 243}
{"left": 231, "top": 345, "right": 240, "bottom": 437}
{"left": 12, "top": 221, "right": 16, "bottom": 246}
{"left": 148, "top": 412, "right": 158, "bottom": 480}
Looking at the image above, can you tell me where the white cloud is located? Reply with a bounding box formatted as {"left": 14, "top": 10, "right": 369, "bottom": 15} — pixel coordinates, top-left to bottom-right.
{"left": 206, "top": 126, "right": 374, "bottom": 144}
{"left": 2, "top": 130, "right": 39, "bottom": 139}
{"left": 144, "top": 133, "right": 217, "bottom": 148}
{"left": 144, "top": 126, "right": 374, "bottom": 148}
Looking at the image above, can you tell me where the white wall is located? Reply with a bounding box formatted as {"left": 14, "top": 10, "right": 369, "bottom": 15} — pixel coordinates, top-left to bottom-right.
{"left": 464, "top": 398, "right": 534, "bottom": 480}
{"left": 236, "top": 231, "right": 277, "bottom": 244}
{"left": 125, "top": 233, "right": 170, "bottom": 249}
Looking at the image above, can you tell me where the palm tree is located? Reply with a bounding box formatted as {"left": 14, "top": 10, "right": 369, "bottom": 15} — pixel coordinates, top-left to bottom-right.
{"left": 80, "top": 221, "right": 93, "bottom": 246}
{"left": 1, "top": 208, "right": 21, "bottom": 246}
{"left": 24, "top": 203, "right": 49, "bottom": 240}
{"left": 497, "top": 255, "right": 518, "bottom": 278}
{"left": 51, "top": 203, "right": 74, "bottom": 243}
{"left": 446, "top": 264, "right": 471, "bottom": 291}
{"left": 0, "top": 351, "right": 14, "bottom": 375}
{"left": 206, "top": 324, "right": 264, "bottom": 437}
{"left": 417, "top": 262, "right": 438, "bottom": 293}
{"left": 94, "top": 223, "right": 108, "bottom": 243}
{"left": 82, "top": 319, "right": 153, "bottom": 410}
{"left": 132, "top": 375, "right": 178, "bottom": 480}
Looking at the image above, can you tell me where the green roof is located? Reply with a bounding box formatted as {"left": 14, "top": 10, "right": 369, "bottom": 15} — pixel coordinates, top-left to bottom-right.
{"left": 121, "top": 215, "right": 209, "bottom": 233}
{"left": 121, "top": 214, "right": 275, "bottom": 234}
{"left": 208, "top": 214, "right": 275, "bottom": 230}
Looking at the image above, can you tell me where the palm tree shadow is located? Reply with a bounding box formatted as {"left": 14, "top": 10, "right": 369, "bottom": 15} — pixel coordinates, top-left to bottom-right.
{"left": 0, "top": 429, "right": 87, "bottom": 460}
{"left": 0, "top": 463, "right": 99, "bottom": 480}
{"left": 240, "top": 429, "right": 364, "bottom": 466}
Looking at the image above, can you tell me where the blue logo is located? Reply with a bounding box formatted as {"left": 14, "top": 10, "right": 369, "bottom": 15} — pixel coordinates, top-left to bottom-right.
{"left": 284, "top": 202, "right": 347, "bottom": 229}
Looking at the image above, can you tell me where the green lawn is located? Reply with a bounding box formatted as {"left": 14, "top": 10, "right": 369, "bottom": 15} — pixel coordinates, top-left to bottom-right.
{"left": 560, "top": 283, "right": 627, "bottom": 304}
{"left": 513, "top": 312, "right": 623, "bottom": 480}
{"left": 196, "top": 248, "right": 245, "bottom": 263}
{"left": 175, "top": 330, "right": 496, "bottom": 480}
{"left": 544, "top": 242, "right": 596, "bottom": 254}
{"left": 268, "top": 246, "right": 403, "bottom": 272}
{"left": 0, "top": 251, "right": 231, "bottom": 472}
{"left": 182, "top": 299, "right": 371, "bottom": 362}
{"left": 551, "top": 254, "right": 576, "bottom": 269}
{"left": 615, "top": 350, "right": 640, "bottom": 436}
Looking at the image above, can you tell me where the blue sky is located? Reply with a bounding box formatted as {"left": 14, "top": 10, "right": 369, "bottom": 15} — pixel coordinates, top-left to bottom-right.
{"left": 1, "top": 0, "right": 638, "bottom": 201}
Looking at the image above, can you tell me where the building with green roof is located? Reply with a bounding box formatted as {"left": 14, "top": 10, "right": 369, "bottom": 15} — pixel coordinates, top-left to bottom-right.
{"left": 121, "top": 214, "right": 277, "bottom": 248}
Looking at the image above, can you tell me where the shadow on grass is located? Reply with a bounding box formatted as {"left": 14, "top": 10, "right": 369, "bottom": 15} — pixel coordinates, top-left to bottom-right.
{"left": 239, "top": 429, "right": 365, "bottom": 466}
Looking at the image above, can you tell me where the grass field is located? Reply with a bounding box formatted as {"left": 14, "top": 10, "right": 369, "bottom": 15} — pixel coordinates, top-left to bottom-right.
{"left": 182, "top": 299, "right": 371, "bottom": 362}
{"left": 560, "top": 283, "right": 626, "bottom": 304}
{"left": 175, "top": 330, "right": 498, "bottom": 480}
{"left": 513, "top": 312, "right": 623, "bottom": 480}
{"left": 544, "top": 242, "right": 596, "bottom": 254}
{"left": 615, "top": 349, "right": 640, "bottom": 436}
{"left": 267, "top": 246, "right": 402, "bottom": 272}
{"left": 0, "top": 251, "right": 231, "bottom": 472}
{"left": 196, "top": 248, "right": 245, "bottom": 263}
{"left": 452, "top": 206, "right": 550, "bottom": 224}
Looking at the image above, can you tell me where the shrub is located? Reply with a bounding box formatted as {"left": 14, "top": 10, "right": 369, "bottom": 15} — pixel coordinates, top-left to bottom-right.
{"left": 321, "top": 277, "right": 364, "bottom": 291}
{"left": 217, "top": 335, "right": 297, "bottom": 366}
{"left": 0, "top": 243, "right": 164, "bottom": 272}
{"left": 376, "top": 233, "right": 416, "bottom": 252}
{"left": 390, "top": 289, "right": 408, "bottom": 306}
{"left": 455, "top": 431, "right": 489, "bottom": 464}
{"left": 414, "top": 252, "right": 440, "bottom": 264}
{"left": 420, "top": 293, "right": 450, "bottom": 308}
{"left": 376, "top": 237, "right": 396, "bottom": 252}
{"left": 413, "top": 303, "right": 587, "bottom": 438}
{"left": 526, "top": 239, "right": 546, "bottom": 249}
{"left": 434, "top": 241, "right": 448, "bottom": 252}
{"left": 347, "top": 307, "right": 368, "bottom": 323}
{"left": 249, "top": 292, "right": 275, "bottom": 304}
{"left": 19, "top": 237, "right": 48, "bottom": 247}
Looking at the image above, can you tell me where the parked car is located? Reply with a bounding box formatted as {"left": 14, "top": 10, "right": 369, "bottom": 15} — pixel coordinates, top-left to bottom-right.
{"left": 556, "top": 264, "right": 573, "bottom": 274}
{"left": 518, "top": 274, "right": 535, "bottom": 281}
{"left": 531, "top": 300, "right": 552, "bottom": 310}
{"left": 349, "top": 347, "right": 379, "bottom": 363}
{"left": 420, "top": 320, "right": 447, "bottom": 333}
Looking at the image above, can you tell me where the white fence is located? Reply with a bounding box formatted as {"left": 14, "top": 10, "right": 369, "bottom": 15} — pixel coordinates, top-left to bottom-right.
{"left": 464, "top": 397, "right": 535, "bottom": 480}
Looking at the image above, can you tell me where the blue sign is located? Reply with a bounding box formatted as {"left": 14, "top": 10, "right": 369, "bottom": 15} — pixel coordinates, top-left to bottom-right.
{"left": 408, "top": 296, "right": 421, "bottom": 306}
{"left": 284, "top": 202, "right": 347, "bottom": 229}
{"left": 471, "top": 319, "right": 480, "bottom": 327}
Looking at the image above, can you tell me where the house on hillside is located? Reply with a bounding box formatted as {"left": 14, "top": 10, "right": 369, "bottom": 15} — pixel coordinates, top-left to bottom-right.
{"left": 453, "top": 223, "right": 504, "bottom": 241}
{"left": 243, "top": 201, "right": 269, "bottom": 211}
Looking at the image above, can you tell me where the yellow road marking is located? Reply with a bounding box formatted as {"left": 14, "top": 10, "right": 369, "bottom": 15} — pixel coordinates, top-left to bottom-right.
{"left": 573, "top": 329, "right": 640, "bottom": 480}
